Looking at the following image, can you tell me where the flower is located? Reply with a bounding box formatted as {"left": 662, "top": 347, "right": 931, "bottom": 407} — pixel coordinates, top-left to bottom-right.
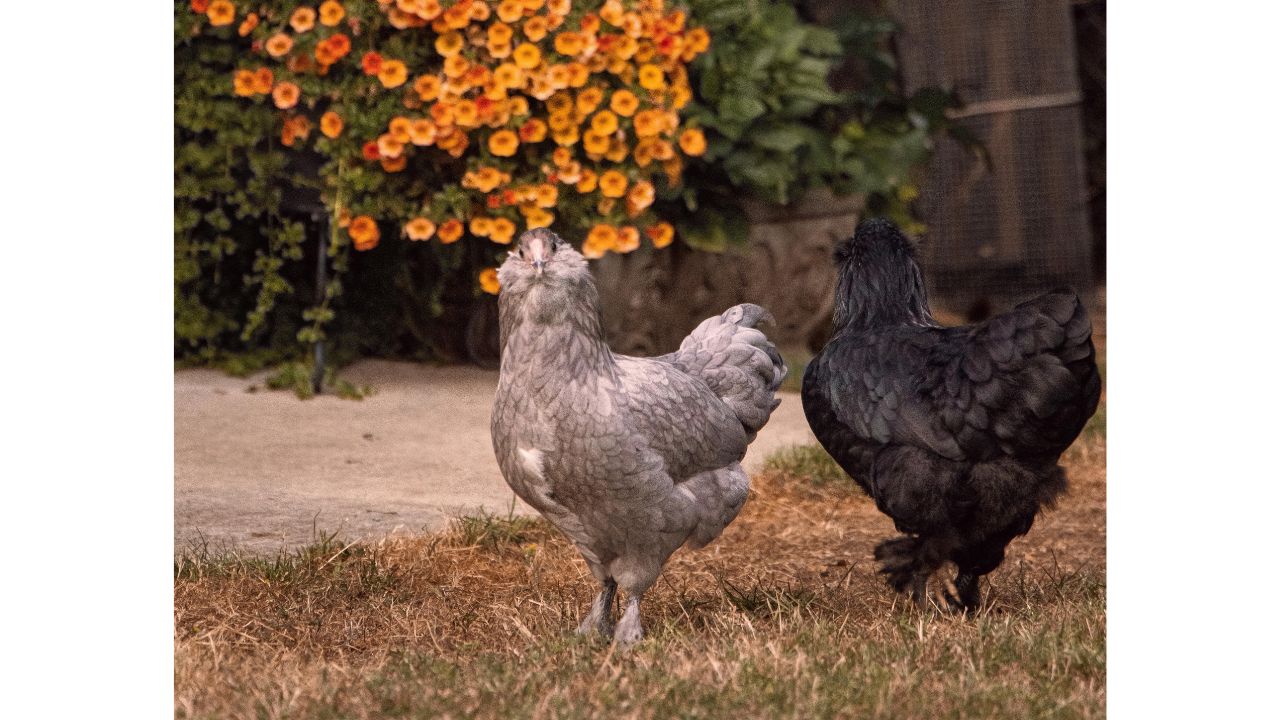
{"left": 320, "top": 111, "right": 343, "bottom": 138}
{"left": 191, "top": 0, "right": 210, "bottom": 12}
{"left": 206, "top": 0, "right": 235, "bottom": 26}
{"left": 378, "top": 60, "right": 408, "bottom": 88}
{"left": 599, "top": 0, "right": 624, "bottom": 26}
{"left": 414, "top": 74, "right": 442, "bottom": 101}
{"left": 609, "top": 89, "right": 639, "bottom": 117}
{"left": 435, "top": 31, "right": 464, "bottom": 56}
{"left": 349, "top": 216, "right": 380, "bottom": 251}
{"left": 616, "top": 226, "right": 640, "bottom": 253}
{"left": 513, "top": 43, "right": 542, "bottom": 70}
{"left": 469, "top": 216, "right": 494, "bottom": 237}
{"left": 584, "top": 224, "right": 617, "bottom": 258}
{"left": 362, "top": 141, "right": 381, "bottom": 160}
{"left": 523, "top": 207, "right": 554, "bottom": 229}
{"left": 576, "top": 169, "right": 598, "bottom": 193}
{"left": 437, "top": 219, "right": 464, "bottom": 243}
{"left": 272, "top": 82, "right": 300, "bottom": 109}
{"left": 633, "top": 109, "right": 664, "bottom": 138}
{"left": 590, "top": 110, "right": 619, "bottom": 136}
{"left": 519, "top": 118, "right": 547, "bottom": 142}
{"left": 388, "top": 116, "right": 412, "bottom": 142}
{"left": 582, "top": 131, "right": 609, "bottom": 155}
{"left": 626, "top": 180, "right": 655, "bottom": 213}
{"left": 598, "top": 170, "right": 628, "bottom": 198}
{"left": 646, "top": 221, "right": 675, "bottom": 248}
{"left": 405, "top": 217, "right": 436, "bottom": 240}
{"left": 381, "top": 155, "right": 407, "bottom": 172}
{"left": 233, "top": 70, "right": 255, "bottom": 97}
{"left": 377, "top": 133, "right": 405, "bottom": 158}
{"left": 238, "top": 12, "right": 259, "bottom": 36}
{"left": 488, "top": 130, "right": 519, "bottom": 156}
{"left": 638, "top": 64, "right": 665, "bottom": 91}
{"left": 290, "top": 7, "right": 317, "bottom": 33}
{"left": 479, "top": 267, "right": 501, "bottom": 295}
{"left": 319, "top": 1, "right": 345, "bottom": 26}
{"left": 686, "top": 27, "right": 711, "bottom": 54}
{"left": 554, "top": 31, "right": 585, "bottom": 57}
{"left": 409, "top": 119, "right": 438, "bottom": 145}
{"left": 266, "top": 33, "right": 294, "bottom": 57}
{"left": 496, "top": 0, "right": 523, "bottom": 23}
{"left": 361, "top": 51, "right": 383, "bottom": 75}
{"left": 534, "top": 184, "right": 558, "bottom": 208}
{"left": 678, "top": 128, "right": 707, "bottom": 156}
{"left": 524, "top": 16, "right": 549, "bottom": 42}
{"left": 490, "top": 217, "right": 517, "bottom": 244}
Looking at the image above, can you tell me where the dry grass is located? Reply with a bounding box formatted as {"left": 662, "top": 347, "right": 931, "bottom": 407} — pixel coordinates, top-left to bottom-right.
{"left": 176, "top": 361, "right": 1106, "bottom": 718}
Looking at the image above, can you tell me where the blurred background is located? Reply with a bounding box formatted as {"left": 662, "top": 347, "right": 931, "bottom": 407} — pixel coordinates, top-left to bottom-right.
{"left": 175, "top": 0, "right": 1105, "bottom": 387}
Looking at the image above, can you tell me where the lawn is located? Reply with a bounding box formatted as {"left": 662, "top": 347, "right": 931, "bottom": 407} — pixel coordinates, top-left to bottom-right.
{"left": 175, "top": 405, "right": 1105, "bottom": 720}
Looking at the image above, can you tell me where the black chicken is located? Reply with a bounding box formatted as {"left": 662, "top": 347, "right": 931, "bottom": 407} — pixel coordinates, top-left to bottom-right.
{"left": 801, "top": 219, "right": 1100, "bottom": 611}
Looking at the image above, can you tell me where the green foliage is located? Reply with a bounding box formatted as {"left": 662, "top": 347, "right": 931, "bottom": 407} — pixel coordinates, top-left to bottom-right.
{"left": 265, "top": 361, "right": 374, "bottom": 400}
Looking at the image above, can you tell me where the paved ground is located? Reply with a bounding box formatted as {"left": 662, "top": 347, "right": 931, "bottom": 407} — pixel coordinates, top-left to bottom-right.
{"left": 175, "top": 361, "right": 817, "bottom": 554}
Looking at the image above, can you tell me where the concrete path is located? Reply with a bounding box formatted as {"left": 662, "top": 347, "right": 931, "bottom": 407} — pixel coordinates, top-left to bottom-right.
{"left": 175, "top": 360, "right": 816, "bottom": 554}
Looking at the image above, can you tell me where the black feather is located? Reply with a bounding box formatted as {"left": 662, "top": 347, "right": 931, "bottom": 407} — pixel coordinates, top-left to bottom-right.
{"left": 802, "top": 219, "right": 1101, "bottom": 609}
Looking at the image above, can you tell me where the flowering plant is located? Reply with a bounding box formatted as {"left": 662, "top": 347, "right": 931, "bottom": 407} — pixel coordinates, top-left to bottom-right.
{"left": 191, "top": 0, "right": 710, "bottom": 297}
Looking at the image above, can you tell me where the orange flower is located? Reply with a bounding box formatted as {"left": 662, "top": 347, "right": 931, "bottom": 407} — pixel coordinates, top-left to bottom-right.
{"left": 361, "top": 51, "right": 383, "bottom": 75}
{"left": 388, "top": 116, "right": 412, "bottom": 142}
{"left": 437, "top": 219, "right": 464, "bottom": 244}
{"left": 435, "top": 31, "right": 464, "bottom": 57}
{"left": 552, "top": 126, "right": 580, "bottom": 147}
{"left": 638, "top": 64, "right": 665, "bottom": 90}
{"left": 488, "top": 22, "right": 514, "bottom": 45}
{"left": 349, "top": 216, "right": 380, "bottom": 251}
{"left": 191, "top": 0, "right": 210, "bottom": 12}
{"left": 679, "top": 128, "right": 707, "bottom": 156}
{"left": 378, "top": 60, "right": 408, "bottom": 88}
{"left": 489, "top": 217, "right": 517, "bottom": 244}
{"left": 488, "top": 129, "right": 519, "bottom": 157}
{"left": 266, "top": 33, "right": 294, "bottom": 57}
{"left": 362, "top": 141, "right": 381, "bottom": 160}
{"left": 582, "top": 131, "right": 610, "bottom": 156}
{"left": 272, "top": 82, "right": 300, "bottom": 109}
{"left": 405, "top": 217, "right": 436, "bottom": 241}
{"left": 576, "top": 169, "right": 598, "bottom": 193}
{"left": 524, "top": 16, "right": 549, "bottom": 42}
{"left": 469, "top": 216, "right": 495, "bottom": 237}
{"left": 414, "top": 74, "right": 442, "bottom": 100}
{"left": 479, "top": 267, "right": 501, "bottom": 295}
{"left": 686, "top": 27, "right": 711, "bottom": 54}
{"left": 547, "top": 0, "right": 570, "bottom": 14}
{"left": 615, "top": 226, "right": 640, "bottom": 253}
{"left": 575, "top": 86, "right": 603, "bottom": 115}
{"left": 443, "top": 54, "right": 471, "bottom": 79}
{"left": 513, "top": 43, "right": 542, "bottom": 70}
{"left": 409, "top": 119, "right": 438, "bottom": 145}
{"left": 381, "top": 155, "right": 407, "bottom": 172}
{"left": 233, "top": 70, "right": 255, "bottom": 97}
{"left": 534, "top": 184, "right": 558, "bottom": 208}
{"left": 453, "top": 99, "right": 479, "bottom": 126}
{"left": 523, "top": 207, "right": 554, "bottom": 229}
{"left": 519, "top": 118, "right": 547, "bottom": 142}
{"left": 554, "top": 31, "right": 585, "bottom": 56}
{"left": 289, "top": 7, "right": 316, "bottom": 33}
{"left": 430, "top": 101, "right": 455, "bottom": 126}
{"left": 496, "top": 0, "right": 523, "bottom": 23}
{"left": 590, "top": 110, "right": 619, "bottom": 135}
{"left": 322, "top": 33, "right": 351, "bottom": 60}
{"left": 493, "top": 63, "right": 524, "bottom": 90}
{"left": 566, "top": 62, "right": 590, "bottom": 87}
{"left": 584, "top": 224, "right": 617, "bottom": 259}
{"left": 206, "top": 0, "right": 235, "bottom": 26}
{"left": 609, "top": 89, "right": 639, "bottom": 117}
{"left": 599, "top": 0, "right": 624, "bottom": 26}
{"left": 626, "top": 180, "right": 655, "bottom": 212}
{"left": 319, "top": 1, "right": 345, "bottom": 26}
{"left": 646, "top": 221, "right": 675, "bottom": 249}
{"left": 598, "top": 170, "right": 628, "bottom": 198}
{"left": 377, "top": 133, "right": 405, "bottom": 158}
{"left": 552, "top": 147, "right": 572, "bottom": 167}
{"left": 320, "top": 111, "right": 343, "bottom": 138}
{"left": 238, "top": 12, "right": 259, "bottom": 36}
{"left": 633, "top": 109, "right": 664, "bottom": 138}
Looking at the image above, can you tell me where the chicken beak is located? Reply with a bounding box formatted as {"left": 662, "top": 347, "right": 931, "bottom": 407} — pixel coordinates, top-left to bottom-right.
{"left": 532, "top": 257, "right": 545, "bottom": 275}
{"left": 528, "top": 237, "right": 547, "bottom": 276}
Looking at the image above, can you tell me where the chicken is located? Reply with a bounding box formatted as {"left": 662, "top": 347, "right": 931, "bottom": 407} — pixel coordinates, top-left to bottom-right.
{"left": 801, "top": 219, "right": 1100, "bottom": 611}
{"left": 490, "top": 229, "right": 787, "bottom": 644}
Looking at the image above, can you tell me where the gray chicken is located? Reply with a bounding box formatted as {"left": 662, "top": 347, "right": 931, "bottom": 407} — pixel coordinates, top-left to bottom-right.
{"left": 490, "top": 228, "right": 787, "bottom": 645}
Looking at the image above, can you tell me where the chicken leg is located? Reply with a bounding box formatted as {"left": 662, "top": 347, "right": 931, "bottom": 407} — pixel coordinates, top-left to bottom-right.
{"left": 613, "top": 594, "right": 644, "bottom": 646}
{"left": 576, "top": 579, "right": 617, "bottom": 637}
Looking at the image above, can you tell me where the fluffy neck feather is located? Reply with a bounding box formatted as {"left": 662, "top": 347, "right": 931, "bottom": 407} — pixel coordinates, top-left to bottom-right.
{"left": 832, "top": 253, "right": 937, "bottom": 333}
{"left": 498, "top": 272, "right": 615, "bottom": 380}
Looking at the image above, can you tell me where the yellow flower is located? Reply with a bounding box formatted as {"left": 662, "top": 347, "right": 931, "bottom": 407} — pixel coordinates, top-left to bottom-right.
{"left": 349, "top": 216, "right": 380, "bottom": 251}
{"left": 469, "top": 216, "right": 494, "bottom": 237}
{"left": 584, "top": 224, "right": 617, "bottom": 259}
{"left": 378, "top": 60, "right": 409, "bottom": 88}
{"left": 638, "top": 64, "right": 665, "bottom": 90}
{"left": 488, "top": 129, "right": 519, "bottom": 156}
{"left": 436, "top": 31, "right": 464, "bottom": 57}
{"left": 289, "top": 7, "right": 316, "bottom": 33}
{"left": 233, "top": 70, "right": 255, "bottom": 97}
{"left": 206, "top": 0, "right": 235, "bottom": 27}
{"left": 646, "top": 221, "right": 675, "bottom": 249}
{"left": 479, "top": 267, "right": 501, "bottom": 295}
{"left": 552, "top": 147, "right": 572, "bottom": 167}
{"left": 519, "top": 117, "right": 547, "bottom": 142}
{"left": 534, "top": 184, "right": 558, "bottom": 208}
{"left": 615, "top": 226, "right": 640, "bottom": 253}
{"left": 605, "top": 138, "right": 629, "bottom": 163}
{"left": 609, "top": 90, "right": 639, "bottom": 117}
{"left": 686, "top": 27, "right": 711, "bottom": 54}
{"left": 438, "top": 219, "right": 464, "bottom": 243}
{"left": 490, "top": 217, "right": 517, "bottom": 244}
{"left": 590, "top": 110, "right": 619, "bottom": 136}
{"left": 494, "top": 63, "right": 524, "bottom": 90}
{"left": 582, "top": 131, "right": 610, "bottom": 156}
{"left": 488, "top": 22, "right": 514, "bottom": 45}
{"left": 547, "top": 64, "right": 571, "bottom": 89}
{"left": 496, "top": 0, "right": 523, "bottom": 23}
{"left": 414, "top": 74, "right": 442, "bottom": 101}
{"left": 679, "top": 128, "right": 707, "bottom": 156}
{"left": 320, "top": 111, "right": 343, "bottom": 138}
{"left": 576, "top": 169, "right": 598, "bottom": 193}
{"left": 405, "top": 217, "right": 436, "bottom": 241}
{"left": 551, "top": 126, "right": 579, "bottom": 147}
{"left": 576, "top": 86, "right": 603, "bottom": 115}
{"left": 598, "top": 170, "right": 628, "bottom": 198}
{"left": 513, "top": 43, "right": 542, "bottom": 70}
{"left": 566, "top": 62, "right": 590, "bottom": 87}
{"left": 454, "top": 99, "right": 479, "bottom": 126}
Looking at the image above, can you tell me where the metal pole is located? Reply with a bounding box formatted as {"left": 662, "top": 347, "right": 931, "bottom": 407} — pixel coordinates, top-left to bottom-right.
{"left": 311, "top": 211, "right": 327, "bottom": 395}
